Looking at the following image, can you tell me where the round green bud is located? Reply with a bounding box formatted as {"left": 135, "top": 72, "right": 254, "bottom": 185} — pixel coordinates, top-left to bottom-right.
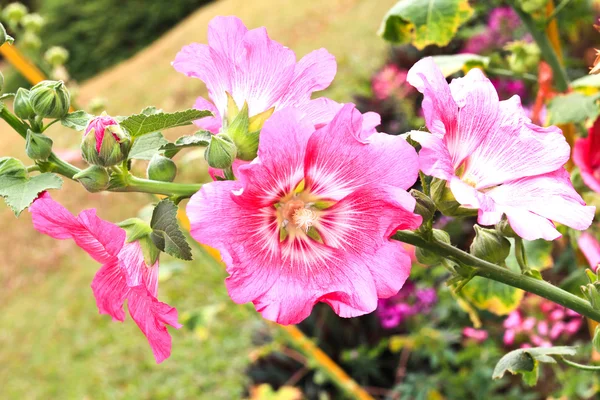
{"left": 21, "top": 13, "right": 44, "bottom": 33}
{"left": 44, "top": 46, "right": 69, "bottom": 67}
{"left": 415, "top": 229, "right": 451, "bottom": 265}
{"left": 410, "top": 189, "right": 436, "bottom": 223}
{"left": 3, "top": 3, "right": 27, "bottom": 25}
{"left": 21, "top": 31, "right": 41, "bottom": 50}
{"left": 430, "top": 178, "right": 477, "bottom": 217}
{"left": 495, "top": 218, "right": 518, "bottom": 238}
{"left": 73, "top": 165, "right": 110, "bottom": 193}
{"left": 147, "top": 154, "right": 177, "bottom": 182}
{"left": 25, "top": 130, "right": 52, "bottom": 161}
{"left": 14, "top": 88, "right": 34, "bottom": 119}
{"left": 205, "top": 133, "right": 237, "bottom": 169}
{"left": 30, "top": 80, "right": 71, "bottom": 119}
{"left": 470, "top": 225, "right": 511, "bottom": 264}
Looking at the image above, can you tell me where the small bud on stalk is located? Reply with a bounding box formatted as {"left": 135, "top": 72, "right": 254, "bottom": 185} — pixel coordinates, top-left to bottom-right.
{"left": 430, "top": 178, "right": 477, "bottom": 217}
{"left": 205, "top": 133, "right": 237, "bottom": 169}
{"left": 410, "top": 189, "right": 436, "bottom": 223}
{"left": 25, "top": 130, "right": 52, "bottom": 161}
{"left": 73, "top": 165, "right": 110, "bottom": 193}
{"left": 581, "top": 283, "right": 600, "bottom": 310}
{"left": 2, "top": 3, "right": 27, "bottom": 27}
{"left": 14, "top": 88, "right": 35, "bottom": 120}
{"left": 29, "top": 80, "right": 71, "bottom": 119}
{"left": 81, "top": 114, "right": 130, "bottom": 167}
{"left": 21, "top": 13, "right": 44, "bottom": 33}
{"left": 415, "top": 229, "right": 451, "bottom": 265}
{"left": 495, "top": 218, "right": 518, "bottom": 238}
{"left": 44, "top": 46, "right": 69, "bottom": 67}
{"left": 147, "top": 154, "right": 177, "bottom": 182}
{"left": 470, "top": 225, "right": 511, "bottom": 264}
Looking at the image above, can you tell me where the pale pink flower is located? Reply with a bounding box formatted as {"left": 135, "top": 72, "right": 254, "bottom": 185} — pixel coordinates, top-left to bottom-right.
{"left": 173, "top": 16, "right": 337, "bottom": 133}
{"left": 573, "top": 118, "right": 600, "bottom": 193}
{"left": 29, "top": 193, "right": 181, "bottom": 363}
{"left": 186, "top": 104, "right": 422, "bottom": 324}
{"left": 407, "top": 57, "right": 594, "bottom": 241}
{"left": 462, "top": 327, "right": 488, "bottom": 343}
{"left": 578, "top": 232, "right": 600, "bottom": 272}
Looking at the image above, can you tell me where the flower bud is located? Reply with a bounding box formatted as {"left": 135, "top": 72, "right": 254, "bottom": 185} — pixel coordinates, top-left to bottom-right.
{"left": 581, "top": 283, "right": 600, "bottom": 310}
{"left": 30, "top": 80, "right": 71, "bottom": 119}
{"left": 0, "top": 22, "right": 14, "bottom": 46}
{"left": 14, "top": 88, "right": 34, "bottom": 120}
{"left": 147, "top": 154, "right": 177, "bottom": 182}
{"left": 21, "top": 31, "right": 41, "bottom": 50}
{"left": 21, "top": 13, "right": 44, "bottom": 33}
{"left": 226, "top": 102, "right": 259, "bottom": 161}
{"left": 410, "top": 189, "right": 436, "bottom": 223}
{"left": 495, "top": 218, "right": 518, "bottom": 238}
{"left": 430, "top": 178, "right": 477, "bottom": 217}
{"left": 205, "top": 133, "right": 237, "bottom": 169}
{"left": 81, "top": 115, "right": 129, "bottom": 167}
{"left": 73, "top": 165, "right": 109, "bottom": 193}
{"left": 44, "top": 46, "right": 69, "bottom": 67}
{"left": 3, "top": 3, "right": 27, "bottom": 26}
{"left": 415, "top": 229, "right": 451, "bottom": 265}
{"left": 470, "top": 225, "right": 511, "bottom": 264}
{"left": 25, "top": 130, "right": 52, "bottom": 161}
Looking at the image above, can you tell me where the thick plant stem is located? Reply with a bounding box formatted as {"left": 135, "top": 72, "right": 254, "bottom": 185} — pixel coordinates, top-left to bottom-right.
{"left": 113, "top": 175, "right": 202, "bottom": 198}
{"left": 392, "top": 230, "right": 600, "bottom": 323}
{"left": 511, "top": 4, "right": 569, "bottom": 92}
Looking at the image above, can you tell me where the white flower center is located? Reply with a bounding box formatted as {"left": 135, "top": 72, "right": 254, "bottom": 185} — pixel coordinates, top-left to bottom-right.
{"left": 292, "top": 208, "right": 318, "bottom": 232}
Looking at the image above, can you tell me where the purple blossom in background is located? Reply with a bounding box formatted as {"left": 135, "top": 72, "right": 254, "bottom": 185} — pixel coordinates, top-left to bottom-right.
{"left": 376, "top": 281, "right": 437, "bottom": 329}
{"left": 463, "top": 7, "right": 521, "bottom": 54}
{"left": 490, "top": 78, "right": 527, "bottom": 100}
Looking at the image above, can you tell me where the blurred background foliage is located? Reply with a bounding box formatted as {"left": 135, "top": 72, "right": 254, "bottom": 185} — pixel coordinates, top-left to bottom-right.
{"left": 1, "top": 0, "right": 600, "bottom": 399}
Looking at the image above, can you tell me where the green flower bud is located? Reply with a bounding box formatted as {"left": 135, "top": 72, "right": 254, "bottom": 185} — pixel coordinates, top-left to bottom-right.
{"left": 14, "top": 88, "right": 34, "bottom": 119}
{"left": 3, "top": 3, "right": 27, "bottom": 25}
{"left": 44, "top": 46, "right": 69, "bottom": 67}
{"left": 205, "top": 133, "right": 237, "bottom": 169}
{"left": 30, "top": 80, "right": 71, "bottom": 119}
{"left": 72, "top": 165, "right": 109, "bottom": 193}
{"left": 226, "top": 101, "right": 259, "bottom": 161}
{"left": 147, "top": 154, "right": 177, "bottom": 182}
{"left": 430, "top": 178, "right": 477, "bottom": 217}
{"left": 25, "top": 130, "right": 52, "bottom": 161}
{"left": 470, "top": 225, "right": 511, "bottom": 264}
{"left": 415, "top": 229, "right": 451, "bottom": 265}
{"left": 21, "top": 31, "right": 41, "bottom": 50}
{"left": 505, "top": 41, "right": 540, "bottom": 75}
{"left": 495, "top": 218, "right": 518, "bottom": 238}
{"left": 0, "top": 22, "right": 14, "bottom": 46}
{"left": 581, "top": 283, "right": 600, "bottom": 310}
{"left": 410, "top": 189, "right": 436, "bottom": 223}
{"left": 21, "top": 13, "right": 44, "bottom": 33}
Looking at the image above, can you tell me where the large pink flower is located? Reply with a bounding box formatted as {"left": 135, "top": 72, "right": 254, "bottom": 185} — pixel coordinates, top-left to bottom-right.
{"left": 187, "top": 104, "right": 422, "bottom": 324}
{"left": 573, "top": 117, "right": 600, "bottom": 193}
{"left": 173, "top": 16, "right": 337, "bottom": 133}
{"left": 29, "top": 193, "right": 181, "bottom": 363}
{"left": 408, "top": 57, "right": 594, "bottom": 241}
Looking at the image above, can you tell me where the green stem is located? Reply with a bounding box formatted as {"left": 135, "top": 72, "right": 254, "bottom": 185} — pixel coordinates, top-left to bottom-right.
{"left": 545, "top": 0, "right": 573, "bottom": 24}
{"left": 113, "top": 174, "right": 202, "bottom": 198}
{"left": 560, "top": 357, "right": 600, "bottom": 371}
{"left": 511, "top": 4, "right": 569, "bottom": 91}
{"left": 514, "top": 237, "right": 529, "bottom": 273}
{"left": 392, "top": 230, "right": 600, "bottom": 323}
{"left": 26, "top": 165, "right": 40, "bottom": 173}
{"left": 486, "top": 68, "right": 538, "bottom": 83}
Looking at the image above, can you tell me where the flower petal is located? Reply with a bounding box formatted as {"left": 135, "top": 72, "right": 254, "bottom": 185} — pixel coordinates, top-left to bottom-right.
{"left": 573, "top": 118, "right": 600, "bottom": 194}
{"left": 193, "top": 96, "right": 222, "bottom": 133}
{"left": 305, "top": 104, "right": 419, "bottom": 199}
{"left": 410, "top": 130, "right": 454, "bottom": 180}
{"left": 206, "top": 16, "right": 247, "bottom": 59}
{"left": 504, "top": 207, "right": 561, "bottom": 241}
{"left": 118, "top": 241, "right": 159, "bottom": 296}
{"left": 579, "top": 233, "right": 600, "bottom": 271}
{"left": 91, "top": 260, "right": 129, "bottom": 322}
{"left": 300, "top": 97, "right": 380, "bottom": 134}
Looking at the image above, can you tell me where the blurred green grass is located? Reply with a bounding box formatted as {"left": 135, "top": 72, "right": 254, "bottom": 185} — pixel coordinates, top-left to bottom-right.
{"left": 0, "top": 0, "right": 396, "bottom": 398}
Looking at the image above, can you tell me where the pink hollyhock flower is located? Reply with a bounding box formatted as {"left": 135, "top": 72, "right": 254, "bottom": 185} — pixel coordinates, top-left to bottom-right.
{"left": 407, "top": 57, "right": 594, "bottom": 240}
{"left": 173, "top": 16, "right": 336, "bottom": 133}
{"left": 463, "top": 327, "right": 488, "bottom": 343}
{"left": 187, "top": 104, "right": 422, "bottom": 324}
{"left": 85, "top": 114, "right": 120, "bottom": 152}
{"left": 376, "top": 282, "right": 437, "bottom": 329}
{"left": 573, "top": 117, "right": 600, "bottom": 193}
{"left": 371, "top": 64, "right": 412, "bottom": 100}
{"left": 579, "top": 232, "right": 600, "bottom": 272}
{"left": 29, "top": 193, "right": 181, "bottom": 363}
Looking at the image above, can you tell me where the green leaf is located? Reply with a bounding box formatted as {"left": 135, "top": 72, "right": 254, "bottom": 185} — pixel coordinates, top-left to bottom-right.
{"left": 493, "top": 346, "right": 578, "bottom": 385}
{"left": 128, "top": 131, "right": 169, "bottom": 160}
{"left": 0, "top": 157, "right": 63, "bottom": 216}
{"left": 60, "top": 110, "right": 93, "bottom": 131}
{"left": 571, "top": 74, "right": 600, "bottom": 89}
{"left": 431, "top": 54, "right": 490, "bottom": 77}
{"left": 378, "top": 0, "right": 474, "bottom": 49}
{"left": 547, "top": 92, "right": 600, "bottom": 126}
{"left": 120, "top": 109, "right": 212, "bottom": 137}
{"left": 150, "top": 199, "right": 192, "bottom": 260}
{"left": 160, "top": 130, "right": 212, "bottom": 158}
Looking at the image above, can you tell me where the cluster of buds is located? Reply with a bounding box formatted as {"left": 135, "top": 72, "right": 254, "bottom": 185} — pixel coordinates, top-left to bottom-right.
{"left": 1, "top": 2, "right": 44, "bottom": 50}
{"left": 503, "top": 294, "right": 582, "bottom": 348}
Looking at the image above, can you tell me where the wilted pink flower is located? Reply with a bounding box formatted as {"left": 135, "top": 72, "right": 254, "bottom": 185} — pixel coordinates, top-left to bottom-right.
{"left": 173, "top": 16, "right": 336, "bottom": 133}
{"left": 376, "top": 282, "right": 437, "bottom": 329}
{"left": 371, "top": 65, "right": 412, "bottom": 100}
{"left": 578, "top": 232, "right": 600, "bottom": 272}
{"left": 503, "top": 294, "right": 582, "bottom": 348}
{"left": 573, "top": 118, "right": 600, "bottom": 193}
{"left": 29, "top": 193, "right": 181, "bottom": 363}
{"left": 408, "top": 57, "right": 594, "bottom": 240}
{"left": 463, "top": 327, "right": 488, "bottom": 343}
{"left": 85, "top": 114, "right": 120, "bottom": 152}
{"left": 187, "top": 104, "right": 422, "bottom": 324}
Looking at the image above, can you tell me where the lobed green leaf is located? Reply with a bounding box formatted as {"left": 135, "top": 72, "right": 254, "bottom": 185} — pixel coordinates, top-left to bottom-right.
{"left": 120, "top": 108, "right": 212, "bottom": 137}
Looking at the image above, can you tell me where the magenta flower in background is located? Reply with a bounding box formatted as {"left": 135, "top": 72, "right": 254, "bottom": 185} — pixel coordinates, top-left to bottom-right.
{"left": 187, "top": 104, "right": 422, "bottom": 325}
{"left": 573, "top": 118, "right": 600, "bottom": 193}
{"left": 490, "top": 78, "right": 527, "bottom": 101}
{"left": 173, "top": 16, "right": 337, "bottom": 133}
{"left": 407, "top": 57, "right": 594, "bottom": 241}
{"left": 579, "top": 232, "right": 600, "bottom": 272}
{"left": 29, "top": 193, "right": 181, "bottom": 363}
{"left": 377, "top": 282, "right": 437, "bottom": 329}
{"left": 462, "top": 327, "right": 488, "bottom": 343}
{"left": 503, "top": 294, "right": 582, "bottom": 348}
{"left": 463, "top": 7, "right": 521, "bottom": 54}
{"left": 371, "top": 64, "right": 412, "bottom": 100}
